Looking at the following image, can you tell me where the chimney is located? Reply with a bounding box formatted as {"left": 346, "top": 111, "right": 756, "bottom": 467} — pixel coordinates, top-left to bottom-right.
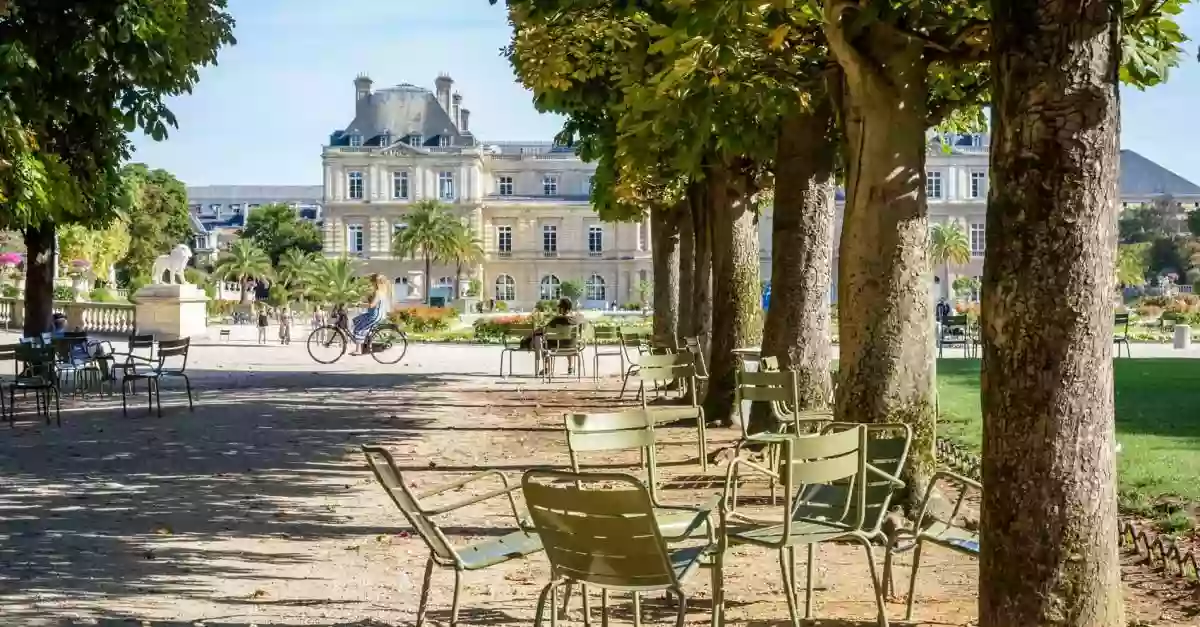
{"left": 435, "top": 73, "right": 453, "bottom": 113}
{"left": 354, "top": 73, "right": 373, "bottom": 103}
{"left": 451, "top": 92, "right": 463, "bottom": 129}
{"left": 460, "top": 108, "right": 471, "bottom": 133}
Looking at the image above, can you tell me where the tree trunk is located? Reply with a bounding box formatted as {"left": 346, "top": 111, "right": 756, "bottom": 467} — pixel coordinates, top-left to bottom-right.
{"left": 703, "top": 165, "right": 763, "bottom": 426}
{"left": 979, "top": 2, "right": 1123, "bottom": 625}
{"left": 239, "top": 279, "right": 249, "bottom": 305}
{"left": 23, "top": 222, "right": 56, "bottom": 337}
{"left": 824, "top": 16, "right": 936, "bottom": 500}
{"left": 678, "top": 196, "right": 695, "bottom": 338}
{"left": 455, "top": 262, "right": 463, "bottom": 300}
{"left": 690, "top": 182, "right": 713, "bottom": 343}
{"left": 760, "top": 99, "right": 837, "bottom": 416}
{"left": 424, "top": 254, "right": 432, "bottom": 305}
{"left": 651, "top": 205, "right": 681, "bottom": 342}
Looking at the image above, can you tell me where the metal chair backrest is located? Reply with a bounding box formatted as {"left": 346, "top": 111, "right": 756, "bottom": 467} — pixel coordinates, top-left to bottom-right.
{"left": 502, "top": 323, "right": 537, "bottom": 348}
{"left": 941, "top": 315, "right": 970, "bottom": 337}
{"left": 619, "top": 328, "right": 649, "bottom": 362}
{"left": 156, "top": 337, "right": 190, "bottom": 371}
{"left": 1114, "top": 312, "right": 1130, "bottom": 335}
{"left": 0, "top": 343, "right": 20, "bottom": 377}
{"left": 795, "top": 423, "right": 911, "bottom": 536}
{"left": 761, "top": 356, "right": 780, "bottom": 371}
{"left": 362, "top": 445, "right": 457, "bottom": 563}
{"left": 564, "top": 410, "right": 659, "bottom": 498}
{"left": 128, "top": 334, "right": 155, "bottom": 360}
{"left": 779, "top": 425, "right": 868, "bottom": 543}
{"left": 735, "top": 369, "right": 799, "bottom": 438}
{"left": 522, "top": 469, "right": 678, "bottom": 589}
{"left": 651, "top": 333, "right": 679, "bottom": 353}
{"left": 53, "top": 335, "right": 88, "bottom": 363}
{"left": 15, "top": 343, "right": 56, "bottom": 381}
{"left": 543, "top": 324, "right": 580, "bottom": 343}
{"left": 683, "top": 336, "right": 708, "bottom": 378}
{"left": 592, "top": 326, "right": 619, "bottom": 344}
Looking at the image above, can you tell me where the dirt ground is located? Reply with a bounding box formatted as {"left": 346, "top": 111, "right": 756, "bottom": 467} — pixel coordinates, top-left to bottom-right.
{"left": 0, "top": 360, "right": 1196, "bottom": 626}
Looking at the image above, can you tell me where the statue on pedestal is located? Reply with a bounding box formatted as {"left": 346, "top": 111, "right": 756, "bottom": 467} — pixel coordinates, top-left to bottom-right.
{"left": 151, "top": 244, "right": 193, "bottom": 284}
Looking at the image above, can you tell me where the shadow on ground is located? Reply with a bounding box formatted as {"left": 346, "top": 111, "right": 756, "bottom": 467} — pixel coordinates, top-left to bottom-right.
{"left": 0, "top": 369, "right": 468, "bottom": 619}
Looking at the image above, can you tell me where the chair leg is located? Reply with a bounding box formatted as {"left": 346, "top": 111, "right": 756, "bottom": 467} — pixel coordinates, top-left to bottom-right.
{"left": 147, "top": 377, "right": 154, "bottom": 415}
{"left": 631, "top": 591, "right": 642, "bottom": 627}
{"left": 181, "top": 374, "right": 194, "bottom": 411}
{"left": 600, "top": 588, "right": 610, "bottom": 627}
{"left": 415, "top": 556, "right": 435, "bottom": 627}
{"left": 672, "top": 588, "right": 687, "bottom": 627}
{"left": 121, "top": 378, "right": 129, "bottom": 416}
{"left": 778, "top": 548, "right": 800, "bottom": 627}
{"left": 155, "top": 379, "right": 164, "bottom": 417}
{"left": 857, "top": 536, "right": 888, "bottom": 627}
{"left": 534, "top": 581, "right": 556, "bottom": 627}
{"left": 697, "top": 415, "right": 708, "bottom": 472}
{"left": 804, "top": 543, "right": 815, "bottom": 620}
{"left": 883, "top": 536, "right": 897, "bottom": 599}
{"left": 905, "top": 541, "right": 924, "bottom": 622}
{"left": 51, "top": 387, "right": 61, "bottom": 427}
{"left": 8, "top": 387, "right": 15, "bottom": 426}
{"left": 550, "top": 578, "right": 560, "bottom": 627}
{"left": 450, "top": 569, "right": 462, "bottom": 627}
{"left": 710, "top": 550, "right": 724, "bottom": 627}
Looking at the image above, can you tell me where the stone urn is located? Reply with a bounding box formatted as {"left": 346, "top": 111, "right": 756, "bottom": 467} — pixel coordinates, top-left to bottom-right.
{"left": 406, "top": 270, "right": 424, "bottom": 301}
{"left": 72, "top": 276, "right": 91, "bottom": 301}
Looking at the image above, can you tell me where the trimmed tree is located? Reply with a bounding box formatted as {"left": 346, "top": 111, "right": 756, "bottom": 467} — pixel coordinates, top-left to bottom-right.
{"left": 213, "top": 240, "right": 273, "bottom": 304}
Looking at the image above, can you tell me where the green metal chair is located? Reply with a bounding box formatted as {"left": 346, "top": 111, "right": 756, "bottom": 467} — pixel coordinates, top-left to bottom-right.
{"left": 9, "top": 343, "right": 61, "bottom": 427}
{"left": 121, "top": 337, "right": 194, "bottom": 417}
{"left": 938, "top": 314, "right": 974, "bottom": 358}
{"left": 543, "top": 324, "right": 586, "bottom": 382}
{"left": 717, "top": 425, "right": 902, "bottom": 627}
{"left": 1114, "top": 312, "right": 1132, "bottom": 358}
{"left": 500, "top": 323, "right": 538, "bottom": 378}
{"left": 636, "top": 352, "right": 709, "bottom": 471}
{"left": 591, "top": 326, "right": 624, "bottom": 385}
{"left": 617, "top": 328, "right": 650, "bottom": 398}
{"left": 522, "top": 468, "right": 719, "bottom": 627}
{"left": 362, "top": 445, "right": 543, "bottom": 627}
{"left": 565, "top": 410, "right": 710, "bottom": 539}
{"left": 884, "top": 469, "right": 981, "bottom": 622}
{"left": 731, "top": 369, "right": 834, "bottom": 504}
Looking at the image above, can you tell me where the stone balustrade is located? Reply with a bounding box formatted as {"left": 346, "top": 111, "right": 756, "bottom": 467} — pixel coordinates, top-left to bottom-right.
{"left": 0, "top": 297, "right": 137, "bottom": 336}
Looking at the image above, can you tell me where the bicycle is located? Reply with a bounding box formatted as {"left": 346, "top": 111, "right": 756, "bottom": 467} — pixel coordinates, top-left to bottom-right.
{"left": 306, "top": 309, "right": 408, "bottom": 365}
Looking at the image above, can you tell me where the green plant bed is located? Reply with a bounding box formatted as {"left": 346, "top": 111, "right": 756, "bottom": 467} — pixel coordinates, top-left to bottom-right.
{"left": 936, "top": 358, "right": 1200, "bottom": 527}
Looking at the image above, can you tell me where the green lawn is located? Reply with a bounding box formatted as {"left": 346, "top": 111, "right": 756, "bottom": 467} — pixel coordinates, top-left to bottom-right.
{"left": 936, "top": 359, "right": 1200, "bottom": 509}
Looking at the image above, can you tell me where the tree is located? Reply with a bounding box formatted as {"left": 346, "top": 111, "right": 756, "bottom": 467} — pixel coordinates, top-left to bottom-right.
{"left": 978, "top": 0, "right": 1169, "bottom": 622}
{"left": 635, "top": 279, "right": 652, "bottom": 308}
{"left": 929, "top": 222, "right": 971, "bottom": 269}
{"left": 276, "top": 248, "right": 319, "bottom": 302}
{"left": 212, "top": 240, "right": 272, "bottom": 304}
{"left": 1119, "top": 195, "right": 1183, "bottom": 243}
{"left": 445, "top": 221, "right": 484, "bottom": 300}
{"left": 242, "top": 202, "right": 322, "bottom": 266}
{"left": 58, "top": 219, "right": 131, "bottom": 285}
{"left": 1116, "top": 243, "right": 1150, "bottom": 287}
{"left": 1188, "top": 209, "right": 1200, "bottom": 238}
{"left": 0, "top": 2, "right": 235, "bottom": 335}
{"left": 560, "top": 279, "right": 584, "bottom": 304}
{"left": 311, "top": 256, "right": 366, "bottom": 307}
{"left": 392, "top": 200, "right": 458, "bottom": 305}
{"left": 120, "top": 164, "right": 194, "bottom": 281}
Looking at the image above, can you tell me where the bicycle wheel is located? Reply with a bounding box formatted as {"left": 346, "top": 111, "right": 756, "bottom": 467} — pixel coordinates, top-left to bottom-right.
{"left": 367, "top": 323, "right": 408, "bottom": 365}
{"left": 307, "top": 325, "right": 348, "bottom": 364}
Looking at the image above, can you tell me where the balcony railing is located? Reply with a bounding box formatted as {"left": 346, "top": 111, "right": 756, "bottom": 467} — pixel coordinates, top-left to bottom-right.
{"left": 542, "top": 250, "right": 559, "bottom": 258}
{"left": 497, "top": 250, "right": 512, "bottom": 258}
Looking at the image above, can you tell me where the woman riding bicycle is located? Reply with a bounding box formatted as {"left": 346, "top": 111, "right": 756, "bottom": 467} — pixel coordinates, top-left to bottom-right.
{"left": 351, "top": 273, "right": 389, "bottom": 355}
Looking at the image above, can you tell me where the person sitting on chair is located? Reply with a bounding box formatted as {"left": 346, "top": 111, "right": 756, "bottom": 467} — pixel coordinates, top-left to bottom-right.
{"left": 526, "top": 298, "right": 583, "bottom": 376}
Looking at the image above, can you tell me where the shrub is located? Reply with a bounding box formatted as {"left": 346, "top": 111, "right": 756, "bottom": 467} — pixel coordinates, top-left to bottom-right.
{"left": 535, "top": 299, "right": 558, "bottom": 313}
{"left": 473, "top": 315, "right": 535, "bottom": 341}
{"left": 1, "top": 284, "right": 18, "bottom": 298}
{"left": 184, "top": 268, "right": 207, "bottom": 285}
{"left": 1136, "top": 305, "right": 1163, "bottom": 319}
{"left": 89, "top": 287, "right": 118, "bottom": 303}
{"left": 390, "top": 306, "right": 458, "bottom": 333}
{"left": 621, "top": 303, "right": 641, "bottom": 311}
{"left": 494, "top": 300, "right": 509, "bottom": 312}
{"left": 53, "top": 285, "right": 75, "bottom": 301}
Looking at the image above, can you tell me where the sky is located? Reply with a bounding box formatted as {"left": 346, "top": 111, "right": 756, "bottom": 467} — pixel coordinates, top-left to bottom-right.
{"left": 130, "top": 0, "right": 1200, "bottom": 187}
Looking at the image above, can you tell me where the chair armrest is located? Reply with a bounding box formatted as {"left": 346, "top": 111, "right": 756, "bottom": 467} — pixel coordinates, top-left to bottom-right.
{"left": 866, "top": 463, "right": 906, "bottom": 488}
{"left": 932, "top": 469, "right": 981, "bottom": 492}
{"left": 910, "top": 470, "right": 981, "bottom": 534}
{"left": 720, "top": 455, "right": 780, "bottom": 515}
{"left": 418, "top": 470, "right": 524, "bottom": 522}
{"left": 674, "top": 494, "right": 721, "bottom": 542}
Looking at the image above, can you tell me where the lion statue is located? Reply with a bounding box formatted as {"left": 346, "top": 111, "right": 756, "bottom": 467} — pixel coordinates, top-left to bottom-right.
{"left": 151, "top": 244, "right": 193, "bottom": 284}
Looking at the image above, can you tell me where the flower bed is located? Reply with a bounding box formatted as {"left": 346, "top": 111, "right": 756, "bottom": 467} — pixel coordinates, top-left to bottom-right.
{"left": 389, "top": 306, "right": 458, "bottom": 333}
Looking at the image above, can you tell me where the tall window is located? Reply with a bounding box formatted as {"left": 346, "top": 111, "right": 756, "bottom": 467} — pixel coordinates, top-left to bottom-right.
{"left": 347, "top": 224, "right": 364, "bottom": 253}
{"left": 540, "top": 275, "right": 561, "bottom": 300}
{"left": 542, "top": 224, "right": 558, "bottom": 256}
{"left": 392, "top": 222, "right": 408, "bottom": 257}
{"left": 498, "top": 176, "right": 513, "bottom": 196}
{"left": 496, "top": 225, "right": 512, "bottom": 256}
{"left": 438, "top": 171, "right": 455, "bottom": 200}
{"left": 970, "top": 171, "right": 986, "bottom": 199}
{"left": 495, "top": 274, "right": 515, "bottom": 301}
{"left": 970, "top": 223, "right": 986, "bottom": 257}
{"left": 348, "top": 134, "right": 362, "bottom": 147}
{"left": 925, "top": 171, "right": 943, "bottom": 199}
{"left": 348, "top": 171, "right": 364, "bottom": 200}
{"left": 588, "top": 225, "right": 603, "bottom": 256}
{"left": 585, "top": 274, "right": 606, "bottom": 301}
{"left": 542, "top": 175, "right": 558, "bottom": 196}
{"left": 392, "top": 171, "right": 409, "bottom": 200}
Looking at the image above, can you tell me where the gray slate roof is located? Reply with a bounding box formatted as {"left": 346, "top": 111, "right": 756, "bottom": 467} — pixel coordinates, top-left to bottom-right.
{"left": 341, "top": 84, "right": 469, "bottom": 146}
{"left": 1120, "top": 150, "right": 1200, "bottom": 197}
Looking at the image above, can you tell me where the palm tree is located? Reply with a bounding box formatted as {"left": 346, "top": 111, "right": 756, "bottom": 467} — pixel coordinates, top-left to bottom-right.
{"left": 446, "top": 221, "right": 484, "bottom": 299}
{"left": 213, "top": 239, "right": 272, "bottom": 304}
{"left": 277, "top": 248, "right": 318, "bottom": 302}
{"left": 312, "top": 256, "right": 366, "bottom": 307}
{"left": 392, "top": 200, "right": 457, "bottom": 304}
{"left": 929, "top": 221, "right": 971, "bottom": 299}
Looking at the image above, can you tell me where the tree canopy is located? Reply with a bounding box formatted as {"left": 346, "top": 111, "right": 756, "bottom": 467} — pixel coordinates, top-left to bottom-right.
{"left": 242, "top": 203, "right": 323, "bottom": 266}
{"left": 120, "top": 163, "right": 193, "bottom": 280}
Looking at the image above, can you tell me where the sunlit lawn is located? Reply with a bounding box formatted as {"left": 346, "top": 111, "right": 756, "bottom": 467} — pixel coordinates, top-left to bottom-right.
{"left": 936, "top": 359, "right": 1200, "bottom": 509}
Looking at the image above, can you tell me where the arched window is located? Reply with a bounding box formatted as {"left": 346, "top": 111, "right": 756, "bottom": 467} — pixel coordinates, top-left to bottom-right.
{"left": 585, "top": 274, "right": 606, "bottom": 302}
{"left": 495, "top": 274, "right": 515, "bottom": 301}
{"left": 540, "top": 275, "right": 561, "bottom": 300}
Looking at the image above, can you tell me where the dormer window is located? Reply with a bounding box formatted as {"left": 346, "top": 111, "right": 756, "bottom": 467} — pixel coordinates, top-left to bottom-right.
{"left": 379, "top": 133, "right": 390, "bottom": 147}
{"left": 408, "top": 134, "right": 424, "bottom": 146}
{"left": 439, "top": 135, "right": 450, "bottom": 147}
{"left": 348, "top": 134, "right": 362, "bottom": 147}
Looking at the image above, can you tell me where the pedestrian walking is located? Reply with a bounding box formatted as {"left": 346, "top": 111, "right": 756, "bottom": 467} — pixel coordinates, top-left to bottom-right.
{"left": 256, "top": 306, "right": 269, "bottom": 344}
